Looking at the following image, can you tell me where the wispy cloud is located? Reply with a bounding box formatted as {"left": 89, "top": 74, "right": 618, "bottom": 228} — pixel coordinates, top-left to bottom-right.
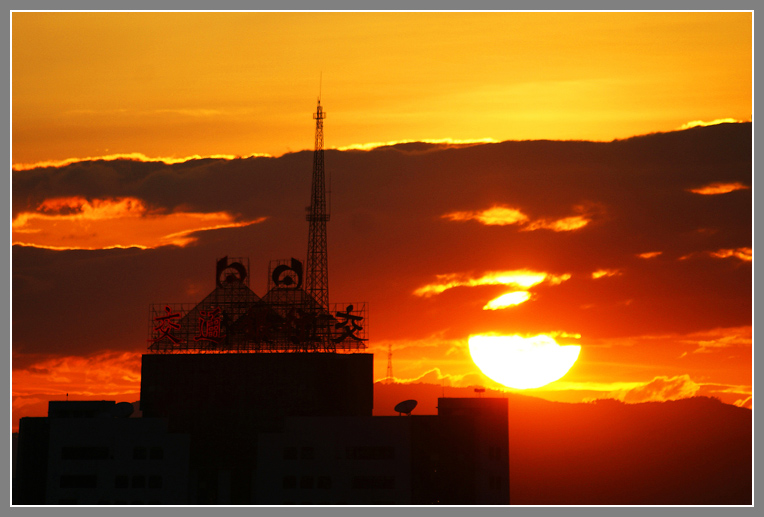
{"left": 414, "top": 269, "right": 570, "bottom": 297}
{"left": 336, "top": 137, "right": 498, "bottom": 152}
{"left": 637, "top": 251, "right": 663, "bottom": 259}
{"left": 522, "top": 215, "right": 590, "bottom": 232}
{"left": 442, "top": 204, "right": 593, "bottom": 232}
{"left": 12, "top": 350, "right": 144, "bottom": 430}
{"left": 680, "top": 247, "right": 752, "bottom": 262}
{"left": 678, "top": 118, "right": 746, "bottom": 130}
{"left": 688, "top": 181, "right": 750, "bottom": 195}
{"left": 12, "top": 151, "right": 271, "bottom": 171}
{"left": 678, "top": 326, "right": 752, "bottom": 354}
{"left": 608, "top": 374, "right": 701, "bottom": 403}
{"left": 442, "top": 206, "right": 529, "bottom": 226}
{"left": 12, "top": 196, "right": 266, "bottom": 250}
{"left": 591, "top": 269, "right": 621, "bottom": 279}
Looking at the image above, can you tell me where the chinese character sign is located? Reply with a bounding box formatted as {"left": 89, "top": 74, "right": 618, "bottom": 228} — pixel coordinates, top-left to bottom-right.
{"left": 195, "top": 307, "right": 225, "bottom": 343}
{"left": 332, "top": 304, "right": 367, "bottom": 343}
{"left": 153, "top": 305, "right": 182, "bottom": 344}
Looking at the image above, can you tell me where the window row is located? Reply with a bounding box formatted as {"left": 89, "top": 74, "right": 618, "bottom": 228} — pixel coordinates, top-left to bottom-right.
{"left": 59, "top": 499, "right": 162, "bottom": 505}
{"left": 114, "top": 474, "right": 163, "bottom": 489}
{"left": 282, "top": 445, "right": 396, "bottom": 461}
{"left": 58, "top": 446, "right": 165, "bottom": 461}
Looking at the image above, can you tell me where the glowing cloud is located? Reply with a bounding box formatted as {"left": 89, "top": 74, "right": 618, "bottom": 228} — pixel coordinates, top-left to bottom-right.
{"left": 12, "top": 196, "right": 265, "bottom": 250}
{"left": 442, "top": 204, "right": 591, "bottom": 232}
{"left": 414, "top": 270, "right": 570, "bottom": 297}
{"left": 608, "top": 375, "right": 700, "bottom": 403}
{"left": 12, "top": 351, "right": 144, "bottom": 431}
{"left": 688, "top": 182, "right": 750, "bottom": 195}
{"left": 11, "top": 151, "right": 271, "bottom": 171}
{"left": 442, "top": 206, "right": 529, "bottom": 226}
{"left": 679, "top": 247, "right": 752, "bottom": 262}
{"left": 679, "top": 325, "right": 752, "bottom": 354}
{"left": 483, "top": 291, "right": 532, "bottom": 310}
{"left": 468, "top": 334, "right": 581, "bottom": 389}
{"left": 709, "top": 247, "right": 752, "bottom": 261}
{"left": 522, "top": 215, "right": 590, "bottom": 232}
{"left": 679, "top": 118, "right": 744, "bottom": 130}
{"left": 336, "top": 137, "right": 498, "bottom": 152}
{"left": 638, "top": 251, "right": 663, "bottom": 259}
{"left": 591, "top": 269, "right": 621, "bottom": 279}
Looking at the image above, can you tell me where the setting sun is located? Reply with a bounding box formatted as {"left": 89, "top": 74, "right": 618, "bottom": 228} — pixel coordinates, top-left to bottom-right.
{"left": 469, "top": 334, "right": 581, "bottom": 389}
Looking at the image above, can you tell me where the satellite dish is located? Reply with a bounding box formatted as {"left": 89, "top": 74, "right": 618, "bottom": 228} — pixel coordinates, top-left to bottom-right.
{"left": 394, "top": 399, "right": 417, "bottom": 416}
{"left": 113, "top": 401, "right": 134, "bottom": 418}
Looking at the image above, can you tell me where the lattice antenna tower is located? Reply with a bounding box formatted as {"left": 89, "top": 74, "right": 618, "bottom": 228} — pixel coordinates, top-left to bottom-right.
{"left": 386, "top": 343, "right": 394, "bottom": 382}
{"left": 306, "top": 91, "right": 330, "bottom": 310}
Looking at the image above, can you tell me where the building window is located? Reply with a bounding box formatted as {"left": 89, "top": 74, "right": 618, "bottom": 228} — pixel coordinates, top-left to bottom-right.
{"left": 115, "top": 475, "right": 129, "bottom": 489}
{"left": 61, "top": 446, "right": 109, "bottom": 460}
{"left": 149, "top": 447, "right": 164, "bottom": 460}
{"left": 148, "top": 475, "right": 163, "bottom": 489}
{"left": 300, "top": 446, "right": 315, "bottom": 460}
{"left": 300, "top": 476, "right": 314, "bottom": 489}
{"left": 282, "top": 475, "right": 297, "bottom": 489}
{"left": 132, "top": 475, "right": 145, "bottom": 488}
{"left": 283, "top": 447, "right": 298, "bottom": 460}
{"left": 59, "top": 475, "right": 97, "bottom": 489}
{"left": 133, "top": 447, "right": 147, "bottom": 460}
{"left": 317, "top": 476, "right": 332, "bottom": 489}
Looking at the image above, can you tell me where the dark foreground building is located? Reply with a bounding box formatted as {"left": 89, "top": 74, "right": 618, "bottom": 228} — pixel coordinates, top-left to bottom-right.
{"left": 139, "top": 352, "right": 375, "bottom": 503}
{"left": 15, "top": 401, "right": 190, "bottom": 505}
{"left": 138, "top": 351, "right": 508, "bottom": 504}
{"left": 15, "top": 378, "right": 509, "bottom": 505}
{"left": 14, "top": 101, "right": 509, "bottom": 505}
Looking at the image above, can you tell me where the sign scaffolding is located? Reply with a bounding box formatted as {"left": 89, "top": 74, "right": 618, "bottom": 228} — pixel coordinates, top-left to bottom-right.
{"left": 148, "top": 257, "right": 367, "bottom": 354}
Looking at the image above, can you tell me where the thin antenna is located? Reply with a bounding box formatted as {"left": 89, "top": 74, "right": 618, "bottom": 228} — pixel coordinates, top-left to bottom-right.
{"left": 319, "top": 72, "right": 322, "bottom": 103}
{"left": 306, "top": 96, "right": 329, "bottom": 310}
{"left": 386, "top": 343, "right": 393, "bottom": 383}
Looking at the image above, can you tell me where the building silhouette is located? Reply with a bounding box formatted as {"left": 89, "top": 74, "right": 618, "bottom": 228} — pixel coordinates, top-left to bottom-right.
{"left": 14, "top": 101, "right": 509, "bottom": 505}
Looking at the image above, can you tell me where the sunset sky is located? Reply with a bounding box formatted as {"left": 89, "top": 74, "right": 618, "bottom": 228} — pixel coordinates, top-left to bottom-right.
{"left": 11, "top": 12, "right": 752, "bottom": 431}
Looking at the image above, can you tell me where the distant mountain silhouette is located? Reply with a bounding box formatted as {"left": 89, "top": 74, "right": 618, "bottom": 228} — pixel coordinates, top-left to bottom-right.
{"left": 374, "top": 382, "right": 751, "bottom": 505}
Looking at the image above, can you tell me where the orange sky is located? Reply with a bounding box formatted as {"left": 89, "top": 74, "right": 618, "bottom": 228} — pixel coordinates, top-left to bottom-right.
{"left": 12, "top": 12, "right": 751, "bottom": 167}
{"left": 11, "top": 12, "right": 752, "bottom": 432}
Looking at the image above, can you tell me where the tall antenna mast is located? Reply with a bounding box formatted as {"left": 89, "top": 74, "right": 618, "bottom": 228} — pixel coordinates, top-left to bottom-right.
{"left": 386, "top": 343, "right": 394, "bottom": 382}
{"left": 306, "top": 95, "right": 330, "bottom": 310}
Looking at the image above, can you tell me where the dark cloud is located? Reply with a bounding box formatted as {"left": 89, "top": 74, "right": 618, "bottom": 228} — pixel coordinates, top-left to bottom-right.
{"left": 12, "top": 123, "right": 752, "bottom": 362}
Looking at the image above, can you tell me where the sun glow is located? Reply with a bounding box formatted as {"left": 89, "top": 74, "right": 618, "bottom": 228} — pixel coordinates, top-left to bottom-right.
{"left": 468, "top": 334, "right": 581, "bottom": 389}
